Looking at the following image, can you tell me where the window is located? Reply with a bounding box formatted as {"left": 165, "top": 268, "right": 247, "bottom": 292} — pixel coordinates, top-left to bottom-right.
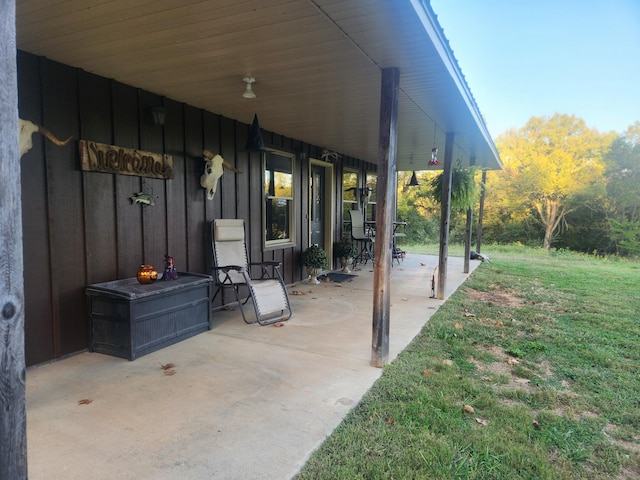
{"left": 264, "top": 150, "right": 294, "bottom": 246}
{"left": 365, "top": 173, "right": 377, "bottom": 222}
{"left": 342, "top": 169, "right": 359, "bottom": 215}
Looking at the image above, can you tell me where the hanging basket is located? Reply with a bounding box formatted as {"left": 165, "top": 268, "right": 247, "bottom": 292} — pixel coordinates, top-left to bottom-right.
{"left": 429, "top": 166, "right": 477, "bottom": 211}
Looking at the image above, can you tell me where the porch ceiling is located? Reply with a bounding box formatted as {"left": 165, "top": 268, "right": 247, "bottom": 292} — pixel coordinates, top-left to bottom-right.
{"left": 16, "top": 0, "right": 502, "bottom": 171}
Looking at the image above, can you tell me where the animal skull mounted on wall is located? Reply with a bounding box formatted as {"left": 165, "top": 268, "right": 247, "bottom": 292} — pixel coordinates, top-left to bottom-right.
{"left": 200, "top": 150, "right": 241, "bottom": 200}
{"left": 19, "top": 118, "right": 72, "bottom": 158}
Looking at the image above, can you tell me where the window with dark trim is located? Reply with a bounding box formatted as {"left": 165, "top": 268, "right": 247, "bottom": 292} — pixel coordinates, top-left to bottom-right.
{"left": 264, "top": 150, "right": 294, "bottom": 245}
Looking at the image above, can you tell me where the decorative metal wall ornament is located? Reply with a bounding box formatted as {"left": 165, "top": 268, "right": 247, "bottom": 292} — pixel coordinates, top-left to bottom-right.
{"left": 320, "top": 149, "right": 341, "bottom": 163}
{"left": 130, "top": 191, "right": 155, "bottom": 206}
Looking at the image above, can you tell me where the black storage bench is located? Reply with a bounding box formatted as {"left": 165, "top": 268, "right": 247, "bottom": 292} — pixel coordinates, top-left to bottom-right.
{"left": 86, "top": 272, "right": 213, "bottom": 360}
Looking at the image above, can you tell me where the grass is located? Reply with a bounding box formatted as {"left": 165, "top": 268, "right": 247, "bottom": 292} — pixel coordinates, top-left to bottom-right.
{"left": 294, "top": 245, "right": 640, "bottom": 479}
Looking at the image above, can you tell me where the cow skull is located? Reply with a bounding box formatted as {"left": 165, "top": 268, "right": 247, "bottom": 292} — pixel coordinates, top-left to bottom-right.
{"left": 19, "top": 118, "right": 72, "bottom": 158}
{"left": 200, "top": 150, "right": 241, "bottom": 200}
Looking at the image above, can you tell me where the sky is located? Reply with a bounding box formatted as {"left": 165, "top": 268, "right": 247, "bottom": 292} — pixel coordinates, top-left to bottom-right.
{"left": 429, "top": 0, "right": 640, "bottom": 139}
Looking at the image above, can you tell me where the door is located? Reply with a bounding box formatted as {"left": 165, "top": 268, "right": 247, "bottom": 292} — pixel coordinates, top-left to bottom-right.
{"left": 310, "top": 165, "right": 325, "bottom": 248}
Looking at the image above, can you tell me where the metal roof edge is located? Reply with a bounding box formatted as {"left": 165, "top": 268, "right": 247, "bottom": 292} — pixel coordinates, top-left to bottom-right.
{"left": 410, "top": 0, "right": 502, "bottom": 169}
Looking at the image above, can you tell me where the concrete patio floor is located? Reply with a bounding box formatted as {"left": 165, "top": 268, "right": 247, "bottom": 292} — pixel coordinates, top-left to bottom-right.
{"left": 26, "top": 254, "right": 479, "bottom": 480}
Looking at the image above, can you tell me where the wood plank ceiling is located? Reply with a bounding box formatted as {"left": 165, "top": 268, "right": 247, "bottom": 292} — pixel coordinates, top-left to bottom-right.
{"left": 16, "top": 0, "right": 501, "bottom": 171}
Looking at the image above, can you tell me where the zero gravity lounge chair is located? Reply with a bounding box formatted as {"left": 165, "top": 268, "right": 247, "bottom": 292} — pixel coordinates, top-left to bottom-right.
{"left": 211, "top": 219, "right": 292, "bottom": 325}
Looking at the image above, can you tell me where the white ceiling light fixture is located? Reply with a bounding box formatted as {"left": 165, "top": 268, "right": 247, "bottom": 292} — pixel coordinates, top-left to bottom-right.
{"left": 242, "top": 76, "right": 256, "bottom": 99}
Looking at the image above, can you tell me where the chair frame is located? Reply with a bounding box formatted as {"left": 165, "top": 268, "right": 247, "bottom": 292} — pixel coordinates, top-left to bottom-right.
{"left": 211, "top": 219, "right": 292, "bottom": 325}
{"left": 349, "top": 209, "right": 374, "bottom": 266}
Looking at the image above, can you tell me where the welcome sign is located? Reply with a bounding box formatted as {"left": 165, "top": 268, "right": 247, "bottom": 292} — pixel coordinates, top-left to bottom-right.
{"left": 79, "top": 140, "right": 173, "bottom": 179}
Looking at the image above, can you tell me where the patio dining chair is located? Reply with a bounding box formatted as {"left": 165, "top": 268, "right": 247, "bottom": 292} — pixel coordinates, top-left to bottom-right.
{"left": 211, "top": 218, "right": 292, "bottom": 325}
{"left": 349, "top": 209, "right": 374, "bottom": 266}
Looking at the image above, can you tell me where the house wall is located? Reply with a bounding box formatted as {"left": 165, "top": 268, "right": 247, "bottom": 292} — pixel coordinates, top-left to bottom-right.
{"left": 17, "top": 51, "right": 376, "bottom": 366}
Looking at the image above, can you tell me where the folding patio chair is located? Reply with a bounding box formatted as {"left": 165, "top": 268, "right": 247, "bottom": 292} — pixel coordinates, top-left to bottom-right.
{"left": 211, "top": 219, "right": 292, "bottom": 325}
{"left": 349, "top": 209, "right": 374, "bottom": 266}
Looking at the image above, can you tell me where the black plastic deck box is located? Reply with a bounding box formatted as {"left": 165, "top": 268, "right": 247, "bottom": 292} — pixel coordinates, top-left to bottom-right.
{"left": 86, "top": 272, "right": 213, "bottom": 360}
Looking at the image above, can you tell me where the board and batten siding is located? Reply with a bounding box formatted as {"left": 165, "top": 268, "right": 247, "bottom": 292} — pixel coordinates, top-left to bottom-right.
{"left": 17, "top": 51, "right": 375, "bottom": 366}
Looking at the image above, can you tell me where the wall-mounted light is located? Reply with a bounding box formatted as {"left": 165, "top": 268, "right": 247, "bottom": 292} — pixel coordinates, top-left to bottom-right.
{"left": 242, "top": 76, "right": 256, "bottom": 99}
{"left": 245, "top": 114, "right": 265, "bottom": 152}
{"left": 149, "top": 105, "right": 166, "bottom": 126}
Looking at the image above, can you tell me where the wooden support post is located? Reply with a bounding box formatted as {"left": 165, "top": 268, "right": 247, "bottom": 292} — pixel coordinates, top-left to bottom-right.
{"left": 437, "top": 132, "right": 454, "bottom": 300}
{"left": 371, "top": 67, "right": 399, "bottom": 368}
{"left": 476, "top": 169, "right": 487, "bottom": 253}
{"left": 464, "top": 207, "right": 473, "bottom": 274}
{"left": 0, "top": 0, "right": 28, "bottom": 477}
{"left": 463, "top": 155, "right": 476, "bottom": 274}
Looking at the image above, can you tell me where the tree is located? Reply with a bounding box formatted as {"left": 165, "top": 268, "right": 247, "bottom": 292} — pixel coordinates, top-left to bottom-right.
{"left": 603, "top": 122, "right": 640, "bottom": 256}
{"left": 494, "top": 114, "right": 613, "bottom": 249}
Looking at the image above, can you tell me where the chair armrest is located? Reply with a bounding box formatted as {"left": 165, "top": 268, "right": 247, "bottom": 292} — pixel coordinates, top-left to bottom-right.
{"left": 213, "top": 265, "right": 245, "bottom": 273}
{"left": 249, "top": 261, "right": 281, "bottom": 280}
{"left": 250, "top": 261, "right": 281, "bottom": 267}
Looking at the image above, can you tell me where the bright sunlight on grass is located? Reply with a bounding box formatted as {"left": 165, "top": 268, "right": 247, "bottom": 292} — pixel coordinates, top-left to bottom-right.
{"left": 295, "top": 245, "right": 640, "bottom": 479}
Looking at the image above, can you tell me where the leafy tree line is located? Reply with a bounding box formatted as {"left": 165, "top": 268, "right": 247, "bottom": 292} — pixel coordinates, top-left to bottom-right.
{"left": 397, "top": 114, "right": 640, "bottom": 257}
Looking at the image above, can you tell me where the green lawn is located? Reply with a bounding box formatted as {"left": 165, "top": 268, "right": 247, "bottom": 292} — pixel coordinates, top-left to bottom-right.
{"left": 295, "top": 245, "right": 640, "bottom": 479}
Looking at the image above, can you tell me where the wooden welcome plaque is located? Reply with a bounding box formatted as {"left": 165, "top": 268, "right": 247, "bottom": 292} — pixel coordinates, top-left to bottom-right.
{"left": 79, "top": 140, "right": 173, "bottom": 179}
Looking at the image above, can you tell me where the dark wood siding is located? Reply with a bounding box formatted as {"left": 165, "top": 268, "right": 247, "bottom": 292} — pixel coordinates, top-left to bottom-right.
{"left": 18, "top": 51, "right": 54, "bottom": 366}
{"left": 17, "top": 51, "right": 374, "bottom": 366}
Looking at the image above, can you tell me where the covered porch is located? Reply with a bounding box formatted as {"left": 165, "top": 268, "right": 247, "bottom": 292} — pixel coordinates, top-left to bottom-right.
{"left": 26, "top": 254, "right": 479, "bottom": 480}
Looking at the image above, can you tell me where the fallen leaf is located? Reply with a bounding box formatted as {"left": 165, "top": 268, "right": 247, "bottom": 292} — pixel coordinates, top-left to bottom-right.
{"left": 454, "top": 322, "right": 464, "bottom": 329}
{"left": 533, "top": 419, "right": 541, "bottom": 430}
{"left": 441, "top": 359, "right": 454, "bottom": 366}
{"left": 273, "top": 322, "right": 284, "bottom": 327}
{"left": 423, "top": 369, "right": 431, "bottom": 376}
{"left": 475, "top": 417, "right": 489, "bottom": 426}
{"left": 291, "top": 290, "right": 305, "bottom": 296}
{"left": 78, "top": 398, "right": 93, "bottom": 405}
{"left": 161, "top": 363, "right": 175, "bottom": 370}
{"left": 463, "top": 309, "right": 476, "bottom": 317}
{"left": 507, "top": 357, "right": 520, "bottom": 365}
{"left": 495, "top": 321, "right": 504, "bottom": 326}
{"left": 463, "top": 405, "right": 475, "bottom": 413}
{"left": 499, "top": 333, "right": 505, "bottom": 339}
{"left": 386, "top": 417, "right": 394, "bottom": 425}
{"left": 164, "top": 369, "right": 176, "bottom": 376}
{"left": 308, "top": 289, "right": 314, "bottom": 293}
{"left": 347, "top": 279, "right": 354, "bottom": 282}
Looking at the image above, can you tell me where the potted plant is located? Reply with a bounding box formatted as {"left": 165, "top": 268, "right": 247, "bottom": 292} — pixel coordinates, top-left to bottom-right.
{"left": 334, "top": 238, "right": 357, "bottom": 273}
{"left": 301, "top": 245, "right": 328, "bottom": 284}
